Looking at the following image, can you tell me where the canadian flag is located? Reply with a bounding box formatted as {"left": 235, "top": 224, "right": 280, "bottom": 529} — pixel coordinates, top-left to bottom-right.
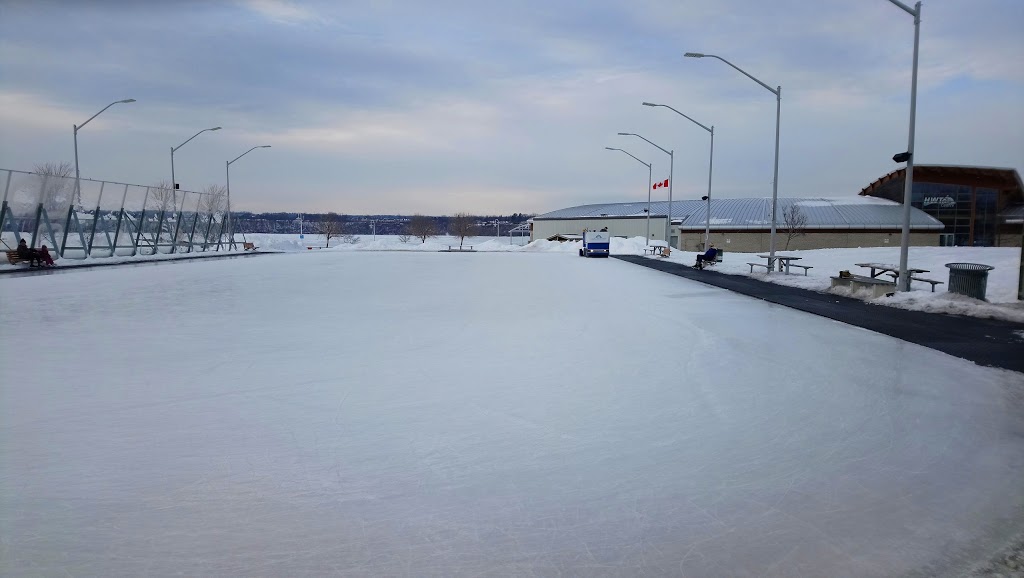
{"left": 652, "top": 179, "right": 669, "bottom": 190}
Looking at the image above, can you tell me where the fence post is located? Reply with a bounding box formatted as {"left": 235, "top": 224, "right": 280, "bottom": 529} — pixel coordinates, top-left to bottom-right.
{"left": 152, "top": 210, "right": 166, "bottom": 255}
{"left": 202, "top": 215, "right": 215, "bottom": 251}
{"left": 133, "top": 210, "right": 146, "bottom": 256}
{"left": 86, "top": 181, "right": 106, "bottom": 257}
{"left": 0, "top": 201, "right": 10, "bottom": 247}
{"left": 171, "top": 212, "right": 184, "bottom": 253}
{"left": 187, "top": 212, "right": 201, "bottom": 253}
{"left": 60, "top": 204, "right": 75, "bottom": 257}
{"left": 170, "top": 203, "right": 184, "bottom": 254}
{"left": 87, "top": 207, "right": 101, "bottom": 256}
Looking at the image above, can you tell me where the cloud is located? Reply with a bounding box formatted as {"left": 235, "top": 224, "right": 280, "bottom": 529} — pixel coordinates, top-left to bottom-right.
{"left": 0, "top": 0, "right": 1020, "bottom": 215}
{"left": 240, "top": 0, "right": 327, "bottom": 25}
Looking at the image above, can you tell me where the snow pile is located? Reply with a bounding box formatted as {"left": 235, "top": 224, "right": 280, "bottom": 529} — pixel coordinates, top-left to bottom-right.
{"left": 657, "top": 245, "right": 1023, "bottom": 322}
{"left": 237, "top": 233, "right": 653, "bottom": 255}
{"left": 880, "top": 290, "right": 1024, "bottom": 323}
{"left": 240, "top": 234, "right": 530, "bottom": 252}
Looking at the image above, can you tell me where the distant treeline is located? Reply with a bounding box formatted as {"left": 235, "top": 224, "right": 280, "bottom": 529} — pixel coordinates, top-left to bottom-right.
{"left": 231, "top": 212, "right": 534, "bottom": 236}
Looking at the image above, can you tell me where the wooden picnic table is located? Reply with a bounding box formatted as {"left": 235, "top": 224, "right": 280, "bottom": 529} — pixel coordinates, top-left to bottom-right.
{"left": 756, "top": 254, "right": 802, "bottom": 274}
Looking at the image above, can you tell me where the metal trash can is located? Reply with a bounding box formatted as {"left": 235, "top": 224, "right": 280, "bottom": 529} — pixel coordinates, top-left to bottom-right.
{"left": 945, "top": 263, "right": 995, "bottom": 300}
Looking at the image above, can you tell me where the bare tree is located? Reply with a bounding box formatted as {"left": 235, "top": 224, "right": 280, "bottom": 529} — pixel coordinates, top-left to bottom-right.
{"left": 398, "top": 234, "right": 412, "bottom": 243}
{"left": 408, "top": 214, "right": 436, "bottom": 243}
{"left": 449, "top": 212, "right": 477, "bottom": 249}
{"left": 782, "top": 204, "right": 808, "bottom": 250}
{"left": 314, "top": 213, "right": 345, "bottom": 247}
{"left": 199, "top": 184, "right": 227, "bottom": 216}
{"left": 199, "top": 184, "right": 228, "bottom": 245}
{"left": 148, "top": 180, "right": 177, "bottom": 215}
{"left": 34, "top": 161, "right": 75, "bottom": 212}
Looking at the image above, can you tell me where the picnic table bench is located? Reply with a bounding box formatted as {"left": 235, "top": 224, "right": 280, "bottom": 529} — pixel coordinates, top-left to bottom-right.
{"left": 750, "top": 254, "right": 809, "bottom": 275}
{"left": 787, "top": 263, "right": 813, "bottom": 275}
{"left": 883, "top": 272, "right": 945, "bottom": 291}
{"left": 643, "top": 246, "right": 671, "bottom": 257}
{"left": 855, "top": 262, "right": 943, "bottom": 291}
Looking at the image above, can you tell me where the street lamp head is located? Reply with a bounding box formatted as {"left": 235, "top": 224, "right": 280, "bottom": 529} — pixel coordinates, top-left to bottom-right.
{"left": 684, "top": 52, "right": 705, "bottom": 58}
{"left": 209, "top": 126, "right": 222, "bottom": 131}
{"left": 119, "top": 99, "right": 136, "bottom": 104}
{"left": 642, "top": 102, "right": 660, "bottom": 107}
{"left": 617, "top": 132, "right": 632, "bottom": 136}
{"left": 260, "top": 145, "right": 271, "bottom": 148}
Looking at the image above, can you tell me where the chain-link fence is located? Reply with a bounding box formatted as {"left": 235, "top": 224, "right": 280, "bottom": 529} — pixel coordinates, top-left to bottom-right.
{"left": 0, "top": 168, "right": 237, "bottom": 259}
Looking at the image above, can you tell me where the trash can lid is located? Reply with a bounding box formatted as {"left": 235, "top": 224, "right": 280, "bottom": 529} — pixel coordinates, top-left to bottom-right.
{"left": 944, "top": 262, "right": 994, "bottom": 271}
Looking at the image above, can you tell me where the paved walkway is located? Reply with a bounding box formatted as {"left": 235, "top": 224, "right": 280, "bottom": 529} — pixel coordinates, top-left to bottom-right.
{"left": 616, "top": 255, "right": 1024, "bottom": 373}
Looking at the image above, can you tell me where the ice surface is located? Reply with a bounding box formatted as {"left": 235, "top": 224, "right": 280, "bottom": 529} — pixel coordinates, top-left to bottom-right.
{"left": 1, "top": 252, "right": 1023, "bottom": 576}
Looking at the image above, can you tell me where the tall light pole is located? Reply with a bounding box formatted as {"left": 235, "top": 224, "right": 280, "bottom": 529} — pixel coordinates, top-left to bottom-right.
{"left": 685, "top": 52, "right": 781, "bottom": 259}
{"left": 170, "top": 127, "right": 221, "bottom": 253}
{"left": 605, "top": 146, "right": 653, "bottom": 245}
{"left": 618, "top": 133, "right": 674, "bottom": 245}
{"left": 226, "top": 145, "right": 271, "bottom": 249}
{"left": 642, "top": 102, "right": 715, "bottom": 249}
{"left": 887, "top": 0, "right": 922, "bottom": 292}
{"left": 73, "top": 99, "right": 135, "bottom": 203}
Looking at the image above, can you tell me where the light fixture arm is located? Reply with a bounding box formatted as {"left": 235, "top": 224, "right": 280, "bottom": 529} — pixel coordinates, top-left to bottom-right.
{"left": 605, "top": 147, "right": 651, "bottom": 169}
{"left": 173, "top": 127, "right": 221, "bottom": 153}
{"left": 229, "top": 145, "right": 271, "bottom": 166}
{"left": 642, "top": 103, "right": 712, "bottom": 134}
{"left": 618, "top": 132, "right": 670, "bottom": 156}
{"left": 698, "top": 54, "right": 778, "bottom": 96}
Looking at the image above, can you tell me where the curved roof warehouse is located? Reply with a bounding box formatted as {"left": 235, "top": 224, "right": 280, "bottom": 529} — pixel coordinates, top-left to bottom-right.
{"left": 532, "top": 197, "right": 944, "bottom": 252}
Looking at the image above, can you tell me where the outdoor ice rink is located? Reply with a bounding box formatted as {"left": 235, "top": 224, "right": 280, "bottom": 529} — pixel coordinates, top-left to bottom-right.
{"left": 2, "top": 251, "right": 1023, "bottom": 576}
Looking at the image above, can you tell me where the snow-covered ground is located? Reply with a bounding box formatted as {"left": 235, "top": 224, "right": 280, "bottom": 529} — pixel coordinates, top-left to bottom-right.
{"left": 6, "top": 232, "right": 1021, "bottom": 322}
{"left": 1, "top": 252, "right": 1022, "bottom": 576}
{"left": 650, "top": 244, "right": 1024, "bottom": 322}
{"left": 240, "top": 233, "right": 1024, "bottom": 322}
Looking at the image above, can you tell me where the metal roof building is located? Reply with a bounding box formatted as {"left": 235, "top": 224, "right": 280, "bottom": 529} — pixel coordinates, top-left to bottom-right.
{"left": 537, "top": 197, "right": 942, "bottom": 230}
{"left": 531, "top": 197, "right": 944, "bottom": 252}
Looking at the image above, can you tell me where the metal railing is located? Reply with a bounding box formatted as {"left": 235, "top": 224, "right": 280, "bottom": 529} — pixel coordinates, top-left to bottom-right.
{"left": 0, "top": 168, "right": 237, "bottom": 259}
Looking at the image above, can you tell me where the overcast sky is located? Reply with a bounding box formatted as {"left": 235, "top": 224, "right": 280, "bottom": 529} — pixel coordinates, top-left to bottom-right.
{"left": 0, "top": 0, "right": 1021, "bottom": 215}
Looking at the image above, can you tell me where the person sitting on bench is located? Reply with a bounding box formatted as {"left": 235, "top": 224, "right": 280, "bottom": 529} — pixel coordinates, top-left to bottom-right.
{"left": 694, "top": 245, "right": 718, "bottom": 270}
{"left": 16, "top": 239, "right": 41, "bottom": 266}
{"left": 38, "top": 245, "right": 55, "bottom": 266}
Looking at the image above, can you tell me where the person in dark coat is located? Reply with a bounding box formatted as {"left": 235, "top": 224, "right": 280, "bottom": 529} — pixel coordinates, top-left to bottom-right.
{"left": 16, "top": 239, "right": 41, "bottom": 266}
{"left": 694, "top": 244, "right": 718, "bottom": 270}
{"left": 38, "top": 245, "right": 55, "bottom": 266}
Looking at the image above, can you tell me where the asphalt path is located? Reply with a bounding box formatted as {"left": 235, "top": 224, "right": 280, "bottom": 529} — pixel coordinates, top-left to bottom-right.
{"left": 615, "top": 254, "right": 1024, "bottom": 373}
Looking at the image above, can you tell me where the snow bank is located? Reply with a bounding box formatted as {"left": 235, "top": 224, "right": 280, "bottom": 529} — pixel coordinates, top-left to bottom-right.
{"left": 656, "top": 245, "right": 1024, "bottom": 322}
{"left": 237, "top": 233, "right": 652, "bottom": 255}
